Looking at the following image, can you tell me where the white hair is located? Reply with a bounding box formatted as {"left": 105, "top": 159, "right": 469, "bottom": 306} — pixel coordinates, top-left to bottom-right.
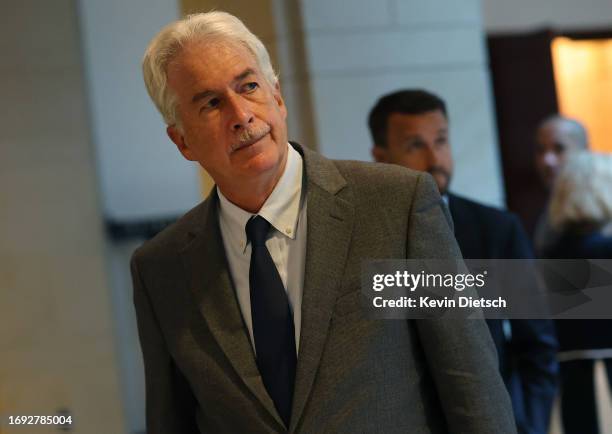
{"left": 549, "top": 151, "right": 612, "bottom": 230}
{"left": 142, "top": 11, "right": 278, "bottom": 125}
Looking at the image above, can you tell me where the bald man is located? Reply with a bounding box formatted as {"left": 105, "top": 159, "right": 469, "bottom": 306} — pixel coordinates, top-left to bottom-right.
{"left": 533, "top": 115, "right": 589, "bottom": 254}
{"left": 534, "top": 115, "right": 589, "bottom": 191}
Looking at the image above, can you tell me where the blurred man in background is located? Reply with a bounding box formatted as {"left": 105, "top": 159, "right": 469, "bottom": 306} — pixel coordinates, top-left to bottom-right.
{"left": 534, "top": 115, "right": 589, "bottom": 191}
{"left": 533, "top": 115, "right": 589, "bottom": 255}
{"left": 369, "top": 89, "right": 559, "bottom": 434}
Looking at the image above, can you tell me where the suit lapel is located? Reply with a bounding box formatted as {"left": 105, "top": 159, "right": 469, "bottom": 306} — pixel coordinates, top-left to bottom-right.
{"left": 180, "top": 192, "right": 285, "bottom": 428}
{"left": 289, "top": 145, "right": 355, "bottom": 432}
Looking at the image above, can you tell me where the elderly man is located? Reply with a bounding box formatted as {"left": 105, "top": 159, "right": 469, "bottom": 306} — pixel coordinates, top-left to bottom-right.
{"left": 369, "top": 89, "right": 558, "bottom": 434}
{"left": 132, "top": 12, "right": 515, "bottom": 433}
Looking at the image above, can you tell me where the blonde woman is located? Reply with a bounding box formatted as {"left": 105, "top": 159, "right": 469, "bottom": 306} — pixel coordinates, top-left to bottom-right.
{"left": 545, "top": 151, "right": 612, "bottom": 434}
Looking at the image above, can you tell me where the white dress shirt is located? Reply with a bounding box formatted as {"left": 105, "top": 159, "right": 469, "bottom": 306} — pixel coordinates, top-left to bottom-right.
{"left": 218, "top": 144, "right": 307, "bottom": 354}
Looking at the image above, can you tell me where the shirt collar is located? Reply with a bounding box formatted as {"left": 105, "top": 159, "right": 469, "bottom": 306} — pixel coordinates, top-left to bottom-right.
{"left": 217, "top": 143, "right": 304, "bottom": 252}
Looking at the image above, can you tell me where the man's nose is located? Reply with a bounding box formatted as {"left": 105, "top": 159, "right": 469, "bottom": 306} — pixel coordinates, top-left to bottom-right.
{"left": 425, "top": 145, "right": 440, "bottom": 166}
{"left": 543, "top": 151, "right": 559, "bottom": 167}
{"left": 227, "top": 93, "right": 254, "bottom": 131}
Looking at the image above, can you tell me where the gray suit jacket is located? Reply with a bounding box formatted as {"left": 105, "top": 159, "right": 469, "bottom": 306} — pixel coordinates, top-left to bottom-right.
{"left": 131, "top": 143, "right": 516, "bottom": 433}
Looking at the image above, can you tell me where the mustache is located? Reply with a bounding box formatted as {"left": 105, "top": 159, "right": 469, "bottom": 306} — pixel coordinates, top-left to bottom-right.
{"left": 231, "top": 125, "right": 271, "bottom": 152}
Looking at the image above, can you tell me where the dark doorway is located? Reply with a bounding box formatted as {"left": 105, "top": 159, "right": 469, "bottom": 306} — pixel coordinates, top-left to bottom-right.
{"left": 487, "top": 30, "right": 558, "bottom": 239}
{"left": 487, "top": 28, "right": 612, "bottom": 240}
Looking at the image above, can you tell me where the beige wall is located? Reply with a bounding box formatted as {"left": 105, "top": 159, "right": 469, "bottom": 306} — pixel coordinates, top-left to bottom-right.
{"left": 0, "top": 1, "right": 126, "bottom": 433}
{"left": 483, "top": 0, "right": 612, "bottom": 32}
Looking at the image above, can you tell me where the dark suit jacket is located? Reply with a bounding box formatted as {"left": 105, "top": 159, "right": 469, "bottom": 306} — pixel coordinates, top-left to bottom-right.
{"left": 543, "top": 228, "right": 612, "bottom": 351}
{"left": 131, "top": 144, "right": 516, "bottom": 434}
{"left": 448, "top": 193, "right": 559, "bottom": 434}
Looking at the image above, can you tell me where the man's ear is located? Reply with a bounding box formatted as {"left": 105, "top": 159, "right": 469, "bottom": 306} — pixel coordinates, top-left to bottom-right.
{"left": 167, "top": 125, "right": 196, "bottom": 161}
{"left": 273, "top": 81, "right": 287, "bottom": 119}
{"left": 371, "top": 145, "right": 388, "bottom": 163}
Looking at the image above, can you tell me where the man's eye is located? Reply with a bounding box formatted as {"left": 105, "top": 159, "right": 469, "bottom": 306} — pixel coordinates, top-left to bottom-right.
{"left": 203, "top": 98, "right": 220, "bottom": 110}
{"left": 243, "top": 82, "right": 259, "bottom": 92}
{"left": 405, "top": 141, "right": 424, "bottom": 151}
{"left": 435, "top": 137, "right": 448, "bottom": 146}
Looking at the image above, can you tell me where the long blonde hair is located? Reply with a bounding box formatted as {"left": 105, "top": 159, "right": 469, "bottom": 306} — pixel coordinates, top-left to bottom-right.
{"left": 549, "top": 151, "right": 612, "bottom": 230}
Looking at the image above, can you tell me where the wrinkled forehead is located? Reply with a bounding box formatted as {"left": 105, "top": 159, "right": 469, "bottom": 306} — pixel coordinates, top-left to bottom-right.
{"left": 165, "top": 40, "right": 264, "bottom": 102}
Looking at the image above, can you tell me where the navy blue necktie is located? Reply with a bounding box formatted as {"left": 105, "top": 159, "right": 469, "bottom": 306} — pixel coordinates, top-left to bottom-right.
{"left": 246, "top": 215, "right": 296, "bottom": 426}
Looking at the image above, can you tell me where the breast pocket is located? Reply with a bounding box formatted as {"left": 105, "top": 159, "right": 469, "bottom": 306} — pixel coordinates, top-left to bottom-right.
{"left": 333, "top": 290, "right": 366, "bottom": 318}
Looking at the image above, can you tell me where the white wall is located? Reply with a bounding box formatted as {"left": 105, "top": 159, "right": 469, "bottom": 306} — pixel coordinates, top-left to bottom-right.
{"left": 483, "top": 0, "right": 612, "bottom": 32}
{"left": 299, "top": 0, "right": 504, "bottom": 206}
{"left": 78, "top": 0, "right": 201, "bottom": 221}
